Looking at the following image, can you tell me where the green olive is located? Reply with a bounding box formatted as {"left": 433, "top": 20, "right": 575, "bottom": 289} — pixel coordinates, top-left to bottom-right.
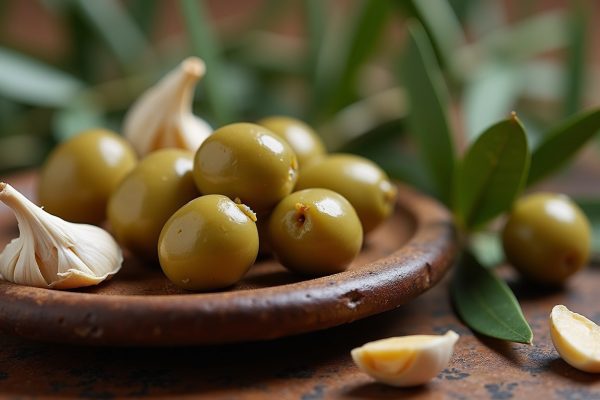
{"left": 268, "top": 188, "right": 363, "bottom": 275}
{"left": 107, "top": 149, "right": 199, "bottom": 262}
{"left": 257, "top": 116, "right": 326, "bottom": 168}
{"left": 502, "top": 193, "right": 591, "bottom": 285}
{"left": 295, "top": 154, "right": 397, "bottom": 234}
{"left": 158, "top": 195, "right": 258, "bottom": 290}
{"left": 38, "top": 129, "right": 137, "bottom": 224}
{"left": 193, "top": 123, "right": 298, "bottom": 213}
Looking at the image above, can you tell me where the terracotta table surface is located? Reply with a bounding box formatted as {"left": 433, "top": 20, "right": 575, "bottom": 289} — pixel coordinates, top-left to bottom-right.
{"left": 0, "top": 172, "right": 599, "bottom": 399}
{"left": 0, "top": 265, "right": 597, "bottom": 399}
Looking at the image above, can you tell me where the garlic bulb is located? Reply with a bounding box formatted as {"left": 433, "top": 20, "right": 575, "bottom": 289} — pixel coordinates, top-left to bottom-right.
{"left": 0, "top": 183, "right": 122, "bottom": 289}
{"left": 123, "top": 57, "right": 212, "bottom": 156}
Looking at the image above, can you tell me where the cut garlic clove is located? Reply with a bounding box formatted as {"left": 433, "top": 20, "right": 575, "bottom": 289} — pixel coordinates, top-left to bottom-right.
{"left": 351, "top": 330, "right": 459, "bottom": 387}
{"left": 123, "top": 57, "right": 212, "bottom": 156}
{"left": 550, "top": 305, "right": 600, "bottom": 373}
{"left": 0, "top": 182, "right": 122, "bottom": 289}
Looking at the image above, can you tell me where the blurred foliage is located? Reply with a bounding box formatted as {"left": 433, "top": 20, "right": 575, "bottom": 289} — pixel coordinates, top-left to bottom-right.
{"left": 1, "top": 0, "right": 600, "bottom": 344}
{"left": 0, "top": 0, "right": 597, "bottom": 175}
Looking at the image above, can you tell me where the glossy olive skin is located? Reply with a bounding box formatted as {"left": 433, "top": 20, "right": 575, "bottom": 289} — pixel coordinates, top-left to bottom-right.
{"left": 107, "top": 149, "right": 199, "bottom": 262}
{"left": 502, "top": 193, "right": 591, "bottom": 285}
{"left": 193, "top": 123, "right": 298, "bottom": 213}
{"left": 295, "top": 154, "right": 396, "bottom": 234}
{"left": 269, "top": 188, "right": 363, "bottom": 275}
{"left": 257, "top": 116, "right": 326, "bottom": 168}
{"left": 38, "top": 129, "right": 137, "bottom": 224}
{"left": 158, "top": 195, "right": 258, "bottom": 290}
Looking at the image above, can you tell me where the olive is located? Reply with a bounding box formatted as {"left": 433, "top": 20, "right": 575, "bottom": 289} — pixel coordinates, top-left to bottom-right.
{"left": 295, "top": 154, "right": 397, "bottom": 234}
{"left": 502, "top": 193, "right": 591, "bottom": 285}
{"left": 107, "top": 149, "right": 199, "bottom": 262}
{"left": 257, "top": 116, "right": 326, "bottom": 168}
{"left": 38, "top": 129, "right": 137, "bottom": 224}
{"left": 268, "top": 188, "right": 363, "bottom": 275}
{"left": 158, "top": 195, "right": 258, "bottom": 290}
{"left": 193, "top": 123, "right": 298, "bottom": 213}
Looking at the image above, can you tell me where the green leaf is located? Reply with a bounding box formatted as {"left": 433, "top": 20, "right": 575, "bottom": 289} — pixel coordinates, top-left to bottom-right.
{"left": 340, "top": 118, "right": 435, "bottom": 195}
{"left": 321, "top": 87, "right": 407, "bottom": 150}
{"left": 563, "top": 1, "right": 588, "bottom": 117}
{"left": 74, "top": 0, "right": 151, "bottom": 69}
{"left": 469, "top": 232, "right": 504, "bottom": 269}
{"left": 402, "top": 0, "right": 466, "bottom": 71}
{"left": 575, "top": 199, "right": 600, "bottom": 255}
{"left": 454, "top": 10, "right": 568, "bottom": 79}
{"left": 0, "top": 47, "right": 83, "bottom": 107}
{"left": 128, "top": 0, "right": 159, "bottom": 35}
{"left": 528, "top": 108, "right": 600, "bottom": 185}
{"left": 180, "top": 0, "right": 234, "bottom": 125}
{"left": 451, "top": 252, "right": 533, "bottom": 344}
{"left": 463, "top": 62, "right": 523, "bottom": 141}
{"left": 314, "top": 0, "right": 391, "bottom": 116}
{"left": 304, "top": 0, "right": 326, "bottom": 83}
{"left": 401, "top": 21, "right": 456, "bottom": 205}
{"left": 455, "top": 115, "right": 530, "bottom": 230}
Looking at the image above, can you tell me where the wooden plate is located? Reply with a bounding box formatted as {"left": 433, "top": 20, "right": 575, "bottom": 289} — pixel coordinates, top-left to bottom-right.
{"left": 0, "top": 172, "right": 458, "bottom": 346}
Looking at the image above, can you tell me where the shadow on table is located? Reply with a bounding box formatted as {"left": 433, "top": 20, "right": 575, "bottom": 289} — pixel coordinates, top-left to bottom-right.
{"left": 340, "top": 382, "right": 431, "bottom": 399}
{"left": 0, "top": 296, "right": 442, "bottom": 398}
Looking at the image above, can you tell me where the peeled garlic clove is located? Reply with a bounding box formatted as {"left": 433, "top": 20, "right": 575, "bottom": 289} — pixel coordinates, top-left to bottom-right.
{"left": 123, "top": 57, "right": 212, "bottom": 156}
{"left": 351, "top": 330, "right": 459, "bottom": 387}
{"left": 0, "top": 183, "right": 122, "bottom": 289}
{"left": 550, "top": 305, "right": 600, "bottom": 373}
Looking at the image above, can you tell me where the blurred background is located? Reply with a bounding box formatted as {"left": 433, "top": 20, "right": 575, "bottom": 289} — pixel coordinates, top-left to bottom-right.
{"left": 0, "top": 0, "right": 599, "bottom": 190}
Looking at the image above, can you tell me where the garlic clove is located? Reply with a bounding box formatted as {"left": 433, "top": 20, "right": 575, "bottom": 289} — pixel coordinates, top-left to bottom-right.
{"left": 351, "top": 330, "right": 459, "bottom": 387}
{"left": 550, "top": 304, "right": 600, "bottom": 373}
{"left": 123, "top": 57, "right": 212, "bottom": 156}
{"left": 0, "top": 182, "right": 122, "bottom": 289}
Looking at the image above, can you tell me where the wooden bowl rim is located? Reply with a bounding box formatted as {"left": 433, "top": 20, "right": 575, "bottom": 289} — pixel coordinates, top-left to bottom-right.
{"left": 0, "top": 174, "right": 458, "bottom": 346}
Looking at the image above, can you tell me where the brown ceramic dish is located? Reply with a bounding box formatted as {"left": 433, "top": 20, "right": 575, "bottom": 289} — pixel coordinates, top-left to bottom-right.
{"left": 0, "top": 172, "right": 458, "bottom": 346}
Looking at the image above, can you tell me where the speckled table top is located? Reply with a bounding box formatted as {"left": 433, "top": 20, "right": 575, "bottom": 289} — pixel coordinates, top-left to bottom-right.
{"left": 0, "top": 263, "right": 598, "bottom": 399}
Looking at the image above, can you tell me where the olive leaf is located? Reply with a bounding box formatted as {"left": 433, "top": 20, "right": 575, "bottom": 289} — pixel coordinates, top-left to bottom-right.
{"left": 314, "top": 0, "right": 391, "bottom": 116}
{"left": 401, "top": 21, "right": 456, "bottom": 205}
{"left": 528, "top": 108, "right": 600, "bottom": 185}
{"left": 74, "top": 0, "right": 151, "bottom": 69}
{"left": 400, "top": 0, "right": 466, "bottom": 71}
{"left": 0, "top": 47, "right": 83, "bottom": 107}
{"left": 454, "top": 115, "right": 530, "bottom": 231}
{"left": 180, "top": 0, "right": 234, "bottom": 125}
{"left": 468, "top": 231, "right": 504, "bottom": 269}
{"left": 451, "top": 252, "right": 533, "bottom": 344}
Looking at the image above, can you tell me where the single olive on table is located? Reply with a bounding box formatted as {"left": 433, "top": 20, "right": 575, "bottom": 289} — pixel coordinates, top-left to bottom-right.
{"left": 38, "top": 129, "right": 137, "bottom": 225}
{"left": 107, "top": 149, "right": 199, "bottom": 263}
{"left": 193, "top": 123, "right": 298, "bottom": 214}
{"left": 257, "top": 116, "right": 326, "bottom": 169}
{"left": 502, "top": 192, "right": 591, "bottom": 285}
{"left": 268, "top": 188, "right": 363, "bottom": 276}
{"left": 158, "top": 195, "right": 259, "bottom": 290}
{"left": 295, "top": 154, "right": 397, "bottom": 234}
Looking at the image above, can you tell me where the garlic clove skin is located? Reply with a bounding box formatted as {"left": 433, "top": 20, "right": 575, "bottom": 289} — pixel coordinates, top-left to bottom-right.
{"left": 0, "top": 182, "right": 122, "bottom": 289}
{"left": 351, "top": 330, "right": 459, "bottom": 387}
{"left": 550, "top": 304, "right": 600, "bottom": 373}
{"left": 123, "top": 57, "right": 212, "bottom": 156}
